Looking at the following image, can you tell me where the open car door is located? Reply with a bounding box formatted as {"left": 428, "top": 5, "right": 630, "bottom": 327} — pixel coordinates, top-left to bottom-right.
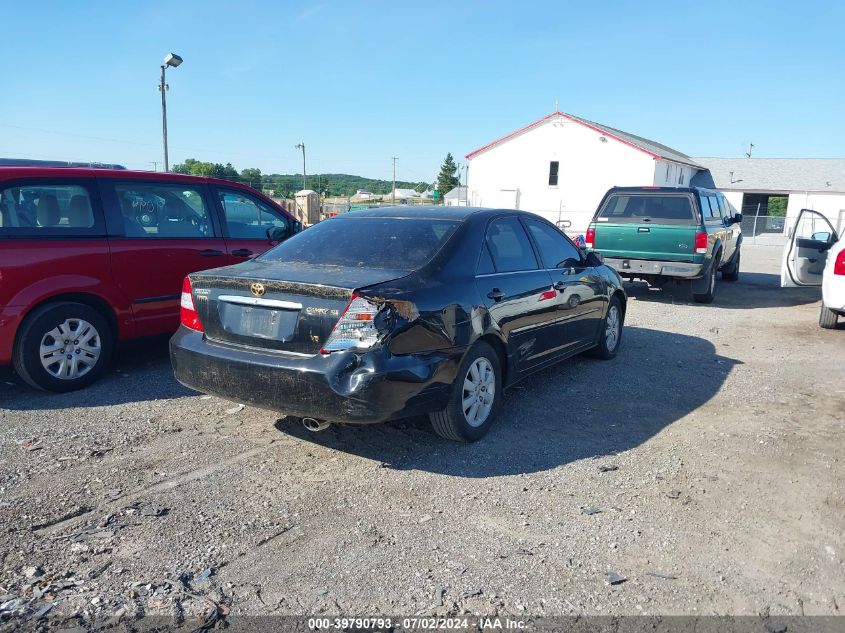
{"left": 782, "top": 209, "right": 839, "bottom": 287}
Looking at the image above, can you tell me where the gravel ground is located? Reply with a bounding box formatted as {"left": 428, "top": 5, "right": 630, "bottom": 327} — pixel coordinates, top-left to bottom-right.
{"left": 0, "top": 244, "right": 843, "bottom": 629}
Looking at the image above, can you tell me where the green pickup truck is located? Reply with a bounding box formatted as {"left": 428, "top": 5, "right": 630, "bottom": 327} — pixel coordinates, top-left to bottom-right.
{"left": 585, "top": 186, "right": 743, "bottom": 303}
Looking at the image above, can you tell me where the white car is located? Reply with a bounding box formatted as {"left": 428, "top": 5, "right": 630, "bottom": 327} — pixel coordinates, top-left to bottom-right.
{"left": 781, "top": 208, "right": 845, "bottom": 329}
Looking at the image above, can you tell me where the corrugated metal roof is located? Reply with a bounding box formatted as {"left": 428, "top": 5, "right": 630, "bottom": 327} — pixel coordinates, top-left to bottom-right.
{"left": 691, "top": 158, "right": 845, "bottom": 193}
{"left": 565, "top": 114, "right": 702, "bottom": 168}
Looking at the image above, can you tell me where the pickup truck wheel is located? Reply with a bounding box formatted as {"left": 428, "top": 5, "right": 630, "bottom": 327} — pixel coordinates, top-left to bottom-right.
{"left": 12, "top": 302, "right": 113, "bottom": 392}
{"left": 693, "top": 263, "right": 717, "bottom": 304}
{"left": 429, "top": 341, "right": 502, "bottom": 442}
{"left": 721, "top": 250, "right": 740, "bottom": 281}
{"left": 819, "top": 303, "right": 839, "bottom": 329}
{"left": 586, "top": 296, "right": 624, "bottom": 359}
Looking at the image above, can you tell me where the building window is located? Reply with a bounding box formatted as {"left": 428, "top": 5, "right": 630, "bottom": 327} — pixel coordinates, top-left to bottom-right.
{"left": 678, "top": 168, "right": 685, "bottom": 185}
{"left": 548, "top": 161, "right": 559, "bottom": 187}
{"left": 665, "top": 163, "right": 671, "bottom": 181}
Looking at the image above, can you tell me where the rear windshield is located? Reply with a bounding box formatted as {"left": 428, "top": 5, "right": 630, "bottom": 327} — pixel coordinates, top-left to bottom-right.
{"left": 259, "top": 217, "right": 459, "bottom": 270}
{"left": 597, "top": 194, "right": 697, "bottom": 225}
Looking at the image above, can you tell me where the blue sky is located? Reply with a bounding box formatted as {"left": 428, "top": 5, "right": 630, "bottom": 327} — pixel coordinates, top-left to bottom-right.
{"left": 2, "top": 1, "right": 843, "bottom": 182}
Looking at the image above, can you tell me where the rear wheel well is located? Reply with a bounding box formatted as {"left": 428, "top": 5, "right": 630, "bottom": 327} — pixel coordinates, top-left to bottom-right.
{"left": 476, "top": 334, "right": 508, "bottom": 386}
{"left": 611, "top": 290, "right": 627, "bottom": 319}
{"left": 17, "top": 293, "right": 119, "bottom": 346}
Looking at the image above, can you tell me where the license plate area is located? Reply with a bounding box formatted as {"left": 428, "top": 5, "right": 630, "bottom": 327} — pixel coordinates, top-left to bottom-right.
{"left": 218, "top": 303, "right": 299, "bottom": 341}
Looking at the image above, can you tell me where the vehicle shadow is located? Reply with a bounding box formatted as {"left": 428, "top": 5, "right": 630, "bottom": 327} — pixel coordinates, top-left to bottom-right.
{"left": 273, "top": 326, "right": 740, "bottom": 477}
{"left": 624, "top": 272, "right": 820, "bottom": 309}
{"left": 0, "top": 335, "right": 192, "bottom": 410}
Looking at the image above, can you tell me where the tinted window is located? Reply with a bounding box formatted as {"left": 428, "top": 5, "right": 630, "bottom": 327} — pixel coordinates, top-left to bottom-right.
{"left": 548, "top": 161, "right": 559, "bottom": 186}
{"left": 485, "top": 217, "right": 538, "bottom": 272}
{"left": 260, "top": 217, "right": 458, "bottom": 270}
{"left": 597, "top": 194, "right": 696, "bottom": 224}
{"left": 524, "top": 218, "right": 582, "bottom": 268}
{"left": 700, "top": 194, "right": 721, "bottom": 221}
{"left": 0, "top": 183, "right": 99, "bottom": 235}
{"left": 112, "top": 182, "right": 213, "bottom": 238}
{"left": 218, "top": 189, "right": 289, "bottom": 239}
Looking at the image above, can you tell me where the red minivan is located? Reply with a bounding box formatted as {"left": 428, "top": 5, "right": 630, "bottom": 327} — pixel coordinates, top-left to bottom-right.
{"left": 0, "top": 166, "right": 300, "bottom": 392}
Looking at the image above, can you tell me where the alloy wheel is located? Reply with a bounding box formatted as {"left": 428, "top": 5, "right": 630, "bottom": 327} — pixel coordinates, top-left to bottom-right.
{"left": 605, "top": 305, "right": 620, "bottom": 352}
{"left": 461, "top": 357, "right": 495, "bottom": 427}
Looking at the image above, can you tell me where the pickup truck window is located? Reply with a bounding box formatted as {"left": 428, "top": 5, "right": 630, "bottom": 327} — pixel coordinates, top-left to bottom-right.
{"left": 597, "top": 194, "right": 697, "bottom": 225}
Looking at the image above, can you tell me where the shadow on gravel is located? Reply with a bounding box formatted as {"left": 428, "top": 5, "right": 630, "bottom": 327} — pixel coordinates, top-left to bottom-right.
{"left": 274, "top": 326, "right": 740, "bottom": 477}
{"left": 0, "top": 335, "right": 192, "bottom": 410}
{"left": 625, "top": 272, "right": 820, "bottom": 309}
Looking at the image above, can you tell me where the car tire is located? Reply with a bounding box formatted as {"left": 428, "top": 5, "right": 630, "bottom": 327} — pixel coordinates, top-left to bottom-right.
{"left": 819, "top": 303, "right": 839, "bottom": 329}
{"left": 586, "top": 296, "right": 624, "bottom": 360}
{"left": 13, "top": 302, "right": 113, "bottom": 393}
{"left": 721, "top": 250, "right": 740, "bottom": 281}
{"left": 429, "top": 341, "right": 502, "bottom": 442}
{"left": 693, "top": 260, "right": 718, "bottom": 304}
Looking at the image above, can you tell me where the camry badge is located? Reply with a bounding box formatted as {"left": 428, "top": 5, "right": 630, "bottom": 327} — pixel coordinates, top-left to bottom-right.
{"left": 250, "top": 282, "right": 265, "bottom": 297}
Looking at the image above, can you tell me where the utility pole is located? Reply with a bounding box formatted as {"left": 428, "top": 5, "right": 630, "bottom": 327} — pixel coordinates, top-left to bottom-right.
{"left": 392, "top": 156, "right": 398, "bottom": 205}
{"left": 149, "top": 161, "right": 159, "bottom": 172}
{"left": 158, "top": 53, "right": 183, "bottom": 172}
{"left": 295, "top": 142, "right": 306, "bottom": 190}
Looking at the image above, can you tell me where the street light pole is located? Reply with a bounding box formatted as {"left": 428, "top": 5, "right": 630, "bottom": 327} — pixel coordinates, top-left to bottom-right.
{"left": 391, "top": 156, "right": 398, "bottom": 205}
{"left": 159, "top": 53, "right": 183, "bottom": 172}
{"left": 295, "top": 143, "right": 306, "bottom": 190}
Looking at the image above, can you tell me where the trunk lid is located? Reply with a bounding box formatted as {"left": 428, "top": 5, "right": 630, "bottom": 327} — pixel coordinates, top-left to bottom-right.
{"left": 190, "top": 259, "right": 408, "bottom": 355}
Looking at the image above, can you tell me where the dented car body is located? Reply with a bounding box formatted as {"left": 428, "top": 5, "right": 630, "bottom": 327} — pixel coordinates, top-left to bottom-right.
{"left": 170, "top": 206, "right": 626, "bottom": 434}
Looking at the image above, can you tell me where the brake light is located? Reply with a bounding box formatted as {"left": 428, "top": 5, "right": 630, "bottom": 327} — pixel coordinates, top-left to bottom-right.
{"left": 834, "top": 248, "right": 845, "bottom": 276}
{"left": 320, "top": 294, "right": 381, "bottom": 354}
{"left": 180, "top": 277, "right": 204, "bottom": 332}
{"left": 585, "top": 227, "right": 596, "bottom": 249}
{"left": 694, "top": 231, "right": 708, "bottom": 254}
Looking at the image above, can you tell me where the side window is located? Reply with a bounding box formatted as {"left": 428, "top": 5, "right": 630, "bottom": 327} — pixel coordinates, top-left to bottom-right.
{"left": 700, "top": 195, "right": 718, "bottom": 222}
{"left": 0, "top": 183, "right": 99, "bottom": 234}
{"left": 523, "top": 218, "right": 582, "bottom": 268}
{"left": 112, "top": 182, "right": 213, "bottom": 238}
{"left": 709, "top": 195, "right": 724, "bottom": 220}
{"left": 548, "top": 161, "right": 559, "bottom": 187}
{"left": 217, "top": 189, "right": 289, "bottom": 239}
{"left": 485, "top": 217, "right": 538, "bottom": 273}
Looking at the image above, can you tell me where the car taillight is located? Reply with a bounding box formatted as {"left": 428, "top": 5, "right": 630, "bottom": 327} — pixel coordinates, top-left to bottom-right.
{"left": 180, "top": 276, "right": 204, "bottom": 332}
{"left": 585, "top": 227, "right": 595, "bottom": 249}
{"left": 834, "top": 248, "right": 845, "bottom": 276}
{"left": 320, "top": 294, "right": 381, "bottom": 354}
{"left": 694, "top": 231, "right": 708, "bottom": 254}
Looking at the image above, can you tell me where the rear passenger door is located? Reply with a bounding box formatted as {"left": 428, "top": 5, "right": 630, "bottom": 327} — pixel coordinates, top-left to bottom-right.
{"left": 475, "top": 216, "right": 557, "bottom": 373}
{"left": 522, "top": 217, "right": 605, "bottom": 349}
{"left": 701, "top": 193, "right": 729, "bottom": 265}
{"left": 100, "top": 179, "right": 226, "bottom": 337}
{"left": 212, "top": 187, "right": 293, "bottom": 264}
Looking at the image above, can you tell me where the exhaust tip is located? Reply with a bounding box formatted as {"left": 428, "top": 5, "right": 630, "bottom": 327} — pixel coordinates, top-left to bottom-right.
{"left": 302, "top": 417, "right": 331, "bottom": 432}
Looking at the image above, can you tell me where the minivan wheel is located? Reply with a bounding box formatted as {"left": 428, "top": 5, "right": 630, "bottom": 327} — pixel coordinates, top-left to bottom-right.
{"left": 429, "top": 341, "right": 502, "bottom": 442}
{"left": 13, "top": 302, "right": 113, "bottom": 392}
{"left": 693, "top": 262, "right": 717, "bottom": 304}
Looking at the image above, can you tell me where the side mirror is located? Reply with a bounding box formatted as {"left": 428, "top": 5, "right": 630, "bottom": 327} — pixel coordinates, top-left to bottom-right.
{"left": 293, "top": 220, "right": 303, "bottom": 233}
{"left": 586, "top": 251, "right": 604, "bottom": 266}
{"left": 731, "top": 213, "right": 743, "bottom": 224}
{"left": 266, "top": 226, "right": 290, "bottom": 243}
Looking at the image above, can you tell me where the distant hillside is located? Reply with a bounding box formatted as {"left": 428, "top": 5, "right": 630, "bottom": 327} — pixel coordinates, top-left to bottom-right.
{"left": 262, "top": 173, "right": 428, "bottom": 198}
{"left": 171, "top": 159, "right": 429, "bottom": 198}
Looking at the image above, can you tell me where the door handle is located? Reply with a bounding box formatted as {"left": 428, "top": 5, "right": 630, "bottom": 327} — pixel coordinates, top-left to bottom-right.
{"left": 200, "top": 249, "right": 224, "bottom": 257}
{"left": 487, "top": 288, "right": 504, "bottom": 302}
{"left": 231, "top": 248, "right": 254, "bottom": 257}
{"left": 553, "top": 280, "right": 567, "bottom": 291}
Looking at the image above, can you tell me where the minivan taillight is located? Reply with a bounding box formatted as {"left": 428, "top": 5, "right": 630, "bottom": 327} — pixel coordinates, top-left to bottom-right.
{"left": 694, "top": 232, "right": 708, "bottom": 254}
{"left": 834, "top": 248, "right": 845, "bottom": 276}
{"left": 180, "top": 277, "right": 204, "bottom": 332}
{"left": 320, "top": 294, "right": 381, "bottom": 354}
{"left": 585, "top": 227, "right": 596, "bottom": 249}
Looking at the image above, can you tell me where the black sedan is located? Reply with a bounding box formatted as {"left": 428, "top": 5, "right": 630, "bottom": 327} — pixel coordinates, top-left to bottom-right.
{"left": 170, "top": 207, "right": 626, "bottom": 442}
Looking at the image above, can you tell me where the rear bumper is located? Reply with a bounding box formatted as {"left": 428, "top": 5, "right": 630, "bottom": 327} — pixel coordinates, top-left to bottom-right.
{"left": 169, "top": 327, "right": 460, "bottom": 424}
{"left": 603, "top": 258, "right": 704, "bottom": 278}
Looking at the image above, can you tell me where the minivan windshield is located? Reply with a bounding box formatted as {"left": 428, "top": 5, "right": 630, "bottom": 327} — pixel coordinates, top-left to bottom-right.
{"left": 259, "top": 217, "right": 459, "bottom": 270}
{"left": 597, "top": 194, "right": 697, "bottom": 225}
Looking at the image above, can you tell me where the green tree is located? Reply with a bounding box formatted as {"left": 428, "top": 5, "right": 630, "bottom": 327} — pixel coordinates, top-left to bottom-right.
{"left": 767, "top": 196, "right": 787, "bottom": 217}
{"left": 414, "top": 181, "right": 429, "bottom": 194}
{"left": 240, "top": 168, "right": 263, "bottom": 189}
{"left": 436, "top": 153, "right": 460, "bottom": 202}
